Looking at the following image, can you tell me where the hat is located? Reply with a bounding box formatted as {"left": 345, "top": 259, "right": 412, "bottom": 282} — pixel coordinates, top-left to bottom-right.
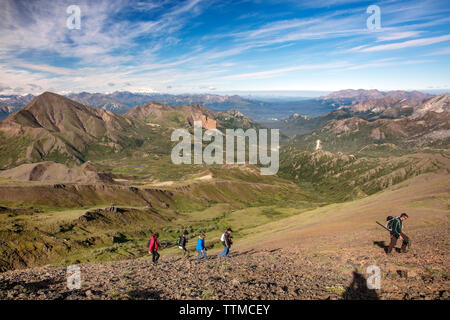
{"left": 227, "top": 228, "right": 233, "bottom": 232}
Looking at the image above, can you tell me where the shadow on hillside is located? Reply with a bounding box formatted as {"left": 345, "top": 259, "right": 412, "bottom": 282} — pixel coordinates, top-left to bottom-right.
{"left": 0, "top": 277, "right": 62, "bottom": 293}
{"left": 127, "top": 288, "right": 163, "bottom": 300}
{"left": 373, "top": 240, "right": 388, "bottom": 253}
{"left": 373, "top": 240, "right": 402, "bottom": 254}
{"left": 342, "top": 269, "right": 380, "bottom": 300}
{"left": 231, "top": 249, "right": 258, "bottom": 257}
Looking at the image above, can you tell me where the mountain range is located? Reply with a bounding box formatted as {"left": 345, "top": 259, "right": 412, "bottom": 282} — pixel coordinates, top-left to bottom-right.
{"left": 289, "top": 94, "right": 449, "bottom": 153}
{"left": 0, "top": 89, "right": 438, "bottom": 122}
{"left": 1, "top": 91, "right": 448, "bottom": 169}
{"left": 67, "top": 92, "right": 340, "bottom": 120}
{"left": 271, "top": 94, "right": 449, "bottom": 137}
{"left": 0, "top": 92, "right": 268, "bottom": 169}
{"left": 319, "top": 89, "right": 434, "bottom": 104}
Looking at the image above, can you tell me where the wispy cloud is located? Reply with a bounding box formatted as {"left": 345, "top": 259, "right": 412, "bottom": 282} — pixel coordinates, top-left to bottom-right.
{"left": 221, "top": 62, "right": 351, "bottom": 80}
{"left": 376, "top": 31, "right": 422, "bottom": 42}
{"left": 13, "top": 61, "right": 76, "bottom": 76}
{"left": 356, "top": 34, "right": 450, "bottom": 52}
{"left": 424, "top": 47, "right": 450, "bottom": 56}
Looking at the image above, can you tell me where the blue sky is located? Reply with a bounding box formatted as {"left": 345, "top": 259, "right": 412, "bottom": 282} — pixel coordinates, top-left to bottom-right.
{"left": 0, "top": 0, "right": 449, "bottom": 95}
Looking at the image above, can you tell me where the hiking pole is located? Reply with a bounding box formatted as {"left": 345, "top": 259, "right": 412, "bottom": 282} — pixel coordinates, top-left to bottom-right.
{"left": 376, "top": 221, "right": 391, "bottom": 232}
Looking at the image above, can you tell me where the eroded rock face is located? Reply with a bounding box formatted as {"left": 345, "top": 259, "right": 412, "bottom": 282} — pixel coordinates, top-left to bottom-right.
{"left": 187, "top": 114, "right": 217, "bottom": 129}
{"left": 412, "top": 93, "right": 450, "bottom": 118}
{"left": 370, "top": 128, "right": 385, "bottom": 140}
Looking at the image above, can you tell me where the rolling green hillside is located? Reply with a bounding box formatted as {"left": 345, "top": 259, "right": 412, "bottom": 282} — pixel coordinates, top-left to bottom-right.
{"left": 291, "top": 112, "right": 450, "bottom": 154}
{"left": 278, "top": 148, "right": 450, "bottom": 201}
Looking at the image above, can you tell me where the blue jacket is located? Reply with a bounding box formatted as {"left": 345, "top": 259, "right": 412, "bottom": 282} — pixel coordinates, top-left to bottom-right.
{"left": 196, "top": 237, "right": 205, "bottom": 250}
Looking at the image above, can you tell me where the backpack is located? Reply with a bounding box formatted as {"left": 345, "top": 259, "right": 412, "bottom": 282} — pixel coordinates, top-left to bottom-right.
{"left": 386, "top": 216, "right": 396, "bottom": 231}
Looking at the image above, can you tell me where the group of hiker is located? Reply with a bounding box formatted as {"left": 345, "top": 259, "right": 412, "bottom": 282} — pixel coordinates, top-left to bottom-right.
{"left": 147, "top": 213, "right": 411, "bottom": 264}
{"left": 147, "top": 228, "right": 233, "bottom": 264}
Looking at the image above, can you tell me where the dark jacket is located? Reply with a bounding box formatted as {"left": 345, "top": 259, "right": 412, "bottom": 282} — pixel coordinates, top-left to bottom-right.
{"left": 391, "top": 218, "right": 403, "bottom": 238}
{"left": 178, "top": 235, "right": 187, "bottom": 248}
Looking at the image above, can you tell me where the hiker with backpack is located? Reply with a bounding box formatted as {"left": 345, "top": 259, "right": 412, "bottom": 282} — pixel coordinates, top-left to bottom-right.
{"left": 387, "top": 213, "right": 410, "bottom": 254}
{"left": 218, "top": 228, "right": 233, "bottom": 258}
{"left": 178, "top": 231, "right": 189, "bottom": 258}
{"left": 196, "top": 234, "right": 208, "bottom": 263}
{"left": 148, "top": 232, "right": 160, "bottom": 265}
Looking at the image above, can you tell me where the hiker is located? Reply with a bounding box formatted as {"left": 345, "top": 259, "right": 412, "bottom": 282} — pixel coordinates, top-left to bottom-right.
{"left": 218, "top": 228, "right": 233, "bottom": 258}
{"left": 149, "top": 232, "right": 160, "bottom": 264}
{"left": 178, "top": 230, "right": 189, "bottom": 258}
{"left": 196, "top": 234, "right": 208, "bottom": 263}
{"left": 387, "top": 213, "right": 410, "bottom": 254}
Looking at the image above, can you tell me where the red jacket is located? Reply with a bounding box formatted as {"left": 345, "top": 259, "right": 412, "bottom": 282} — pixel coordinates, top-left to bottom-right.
{"left": 149, "top": 235, "right": 159, "bottom": 252}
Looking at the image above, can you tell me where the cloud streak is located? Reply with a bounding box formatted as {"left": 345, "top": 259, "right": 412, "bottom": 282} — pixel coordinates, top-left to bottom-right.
{"left": 357, "top": 34, "right": 450, "bottom": 52}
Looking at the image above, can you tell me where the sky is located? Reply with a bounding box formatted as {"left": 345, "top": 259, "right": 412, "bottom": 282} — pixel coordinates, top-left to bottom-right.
{"left": 0, "top": 0, "right": 449, "bottom": 95}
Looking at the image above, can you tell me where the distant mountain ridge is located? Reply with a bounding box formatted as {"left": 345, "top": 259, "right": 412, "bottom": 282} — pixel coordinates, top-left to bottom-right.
{"left": 0, "top": 105, "right": 20, "bottom": 121}
{"left": 320, "top": 89, "right": 434, "bottom": 104}
{"left": 0, "top": 89, "right": 438, "bottom": 122}
{"left": 0, "top": 94, "right": 34, "bottom": 120}
{"left": 68, "top": 92, "right": 331, "bottom": 121}
{"left": 271, "top": 93, "right": 448, "bottom": 137}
